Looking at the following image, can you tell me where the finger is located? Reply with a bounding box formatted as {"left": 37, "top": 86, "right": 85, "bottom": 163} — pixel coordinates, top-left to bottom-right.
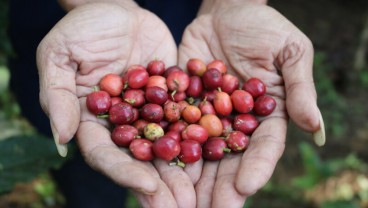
{"left": 37, "top": 41, "right": 80, "bottom": 155}
{"left": 183, "top": 159, "right": 203, "bottom": 184}
{"left": 235, "top": 116, "right": 287, "bottom": 196}
{"left": 77, "top": 121, "right": 159, "bottom": 195}
{"left": 277, "top": 37, "right": 324, "bottom": 145}
{"left": 212, "top": 155, "right": 246, "bottom": 208}
{"left": 195, "top": 161, "right": 219, "bottom": 208}
{"left": 132, "top": 181, "right": 178, "bottom": 208}
{"left": 38, "top": 2, "right": 135, "bottom": 147}
{"left": 153, "top": 159, "right": 196, "bottom": 208}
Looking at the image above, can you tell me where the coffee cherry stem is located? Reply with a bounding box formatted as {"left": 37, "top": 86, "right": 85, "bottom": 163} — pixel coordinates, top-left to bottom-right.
{"left": 97, "top": 114, "right": 109, "bottom": 119}
{"left": 223, "top": 147, "right": 231, "bottom": 153}
{"left": 169, "top": 162, "right": 177, "bottom": 166}
{"left": 171, "top": 90, "right": 177, "bottom": 101}
{"left": 176, "top": 160, "right": 186, "bottom": 168}
{"left": 168, "top": 158, "right": 186, "bottom": 168}
{"left": 124, "top": 98, "right": 136, "bottom": 105}
{"left": 123, "top": 81, "right": 129, "bottom": 90}
{"left": 187, "top": 97, "right": 195, "bottom": 105}
{"left": 93, "top": 86, "right": 100, "bottom": 92}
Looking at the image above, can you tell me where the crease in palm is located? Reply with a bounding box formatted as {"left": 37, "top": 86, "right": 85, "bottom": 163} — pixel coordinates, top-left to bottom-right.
{"left": 41, "top": 3, "right": 314, "bottom": 207}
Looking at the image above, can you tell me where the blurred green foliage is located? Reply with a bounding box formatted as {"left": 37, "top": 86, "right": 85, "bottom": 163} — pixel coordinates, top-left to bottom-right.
{"left": 322, "top": 201, "right": 361, "bottom": 208}
{"left": 314, "top": 52, "right": 348, "bottom": 137}
{"left": 0, "top": 2, "right": 70, "bottom": 206}
{"left": 292, "top": 142, "right": 367, "bottom": 189}
{"left": 244, "top": 142, "right": 368, "bottom": 208}
{"left": 0, "top": 135, "right": 73, "bottom": 195}
{"left": 359, "top": 69, "right": 368, "bottom": 88}
{"left": 33, "top": 174, "right": 65, "bottom": 207}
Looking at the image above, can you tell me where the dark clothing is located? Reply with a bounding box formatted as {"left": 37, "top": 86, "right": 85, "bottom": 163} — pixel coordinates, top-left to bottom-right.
{"left": 8, "top": 0, "right": 200, "bottom": 207}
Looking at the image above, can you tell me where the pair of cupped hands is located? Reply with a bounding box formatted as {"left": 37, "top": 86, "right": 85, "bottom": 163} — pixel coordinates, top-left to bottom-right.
{"left": 37, "top": 1, "right": 324, "bottom": 207}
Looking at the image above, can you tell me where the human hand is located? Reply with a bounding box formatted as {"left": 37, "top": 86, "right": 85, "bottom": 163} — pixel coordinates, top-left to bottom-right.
{"left": 37, "top": 2, "right": 196, "bottom": 207}
{"left": 178, "top": 2, "right": 325, "bottom": 207}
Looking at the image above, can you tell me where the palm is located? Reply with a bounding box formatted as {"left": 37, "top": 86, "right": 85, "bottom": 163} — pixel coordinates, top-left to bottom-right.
{"left": 179, "top": 3, "right": 315, "bottom": 207}
{"left": 38, "top": 3, "right": 194, "bottom": 207}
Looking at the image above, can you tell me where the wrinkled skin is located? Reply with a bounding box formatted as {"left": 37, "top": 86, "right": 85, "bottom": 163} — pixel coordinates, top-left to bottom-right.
{"left": 178, "top": 3, "right": 320, "bottom": 208}
{"left": 37, "top": 3, "right": 195, "bottom": 208}
{"left": 37, "top": 2, "right": 321, "bottom": 208}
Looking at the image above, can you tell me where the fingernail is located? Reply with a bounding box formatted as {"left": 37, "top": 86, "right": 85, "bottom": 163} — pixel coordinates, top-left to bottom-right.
{"left": 312, "top": 109, "right": 325, "bottom": 146}
{"left": 50, "top": 120, "right": 68, "bottom": 157}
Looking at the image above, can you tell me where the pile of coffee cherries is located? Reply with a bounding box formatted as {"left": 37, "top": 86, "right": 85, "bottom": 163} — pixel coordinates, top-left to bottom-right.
{"left": 86, "top": 58, "right": 276, "bottom": 166}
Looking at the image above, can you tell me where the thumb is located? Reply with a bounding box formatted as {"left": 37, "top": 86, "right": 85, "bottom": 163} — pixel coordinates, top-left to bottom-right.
{"left": 37, "top": 38, "right": 80, "bottom": 157}
{"left": 278, "top": 38, "right": 325, "bottom": 146}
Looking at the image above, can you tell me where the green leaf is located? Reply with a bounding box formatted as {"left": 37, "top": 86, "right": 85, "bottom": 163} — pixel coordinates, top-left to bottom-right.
{"left": 291, "top": 142, "right": 330, "bottom": 189}
{"left": 292, "top": 175, "right": 319, "bottom": 189}
{"left": 298, "top": 142, "right": 322, "bottom": 176}
{"left": 0, "top": 135, "right": 73, "bottom": 194}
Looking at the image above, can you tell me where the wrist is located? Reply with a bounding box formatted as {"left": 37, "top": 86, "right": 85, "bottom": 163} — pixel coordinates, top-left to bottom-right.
{"left": 58, "top": 0, "right": 138, "bottom": 12}
{"left": 198, "top": 0, "right": 267, "bottom": 15}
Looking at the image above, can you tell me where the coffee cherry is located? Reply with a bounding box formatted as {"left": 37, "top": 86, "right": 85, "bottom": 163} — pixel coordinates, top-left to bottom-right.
{"left": 226, "top": 131, "right": 250, "bottom": 152}
{"left": 111, "top": 125, "right": 139, "bottom": 147}
{"left": 164, "top": 101, "right": 181, "bottom": 123}
{"left": 147, "top": 60, "right": 165, "bottom": 76}
{"left": 199, "top": 114, "right": 223, "bottom": 137}
{"left": 129, "top": 139, "right": 154, "bottom": 161}
{"left": 168, "top": 120, "right": 188, "bottom": 133}
{"left": 144, "top": 123, "right": 164, "bottom": 141}
{"left": 164, "top": 65, "right": 183, "bottom": 78}
{"left": 243, "top": 77, "right": 266, "bottom": 98}
{"left": 253, "top": 95, "right": 276, "bottom": 116}
{"left": 109, "top": 102, "right": 135, "bottom": 125}
{"left": 207, "top": 60, "right": 227, "bottom": 74}
{"left": 178, "top": 140, "right": 202, "bottom": 164}
{"left": 123, "top": 89, "right": 145, "bottom": 107}
{"left": 86, "top": 90, "right": 111, "bottom": 115}
{"left": 145, "top": 86, "right": 168, "bottom": 105}
{"left": 140, "top": 103, "right": 164, "bottom": 123}
{"left": 185, "top": 76, "right": 203, "bottom": 98}
{"left": 99, "top": 73, "right": 124, "bottom": 97}
{"left": 231, "top": 90, "right": 254, "bottom": 113}
{"left": 166, "top": 70, "right": 190, "bottom": 93}
{"left": 124, "top": 68, "right": 149, "bottom": 89}
{"left": 202, "top": 68, "right": 223, "bottom": 90}
{"left": 164, "top": 131, "right": 182, "bottom": 142}
{"left": 146, "top": 75, "right": 168, "bottom": 92}
{"left": 187, "top": 58, "right": 206, "bottom": 76}
{"left": 153, "top": 135, "right": 180, "bottom": 161}
{"left": 202, "top": 137, "right": 230, "bottom": 161}
{"left": 182, "top": 105, "right": 201, "bottom": 124}
{"left": 181, "top": 124, "right": 209, "bottom": 144}
{"left": 233, "top": 114, "right": 259, "bottom": 135}
{"left": 221, "top": 74, "right": 239, "bottom": 94}
{"left": 214, "top": 91, "right": 233, "bottom": 116}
